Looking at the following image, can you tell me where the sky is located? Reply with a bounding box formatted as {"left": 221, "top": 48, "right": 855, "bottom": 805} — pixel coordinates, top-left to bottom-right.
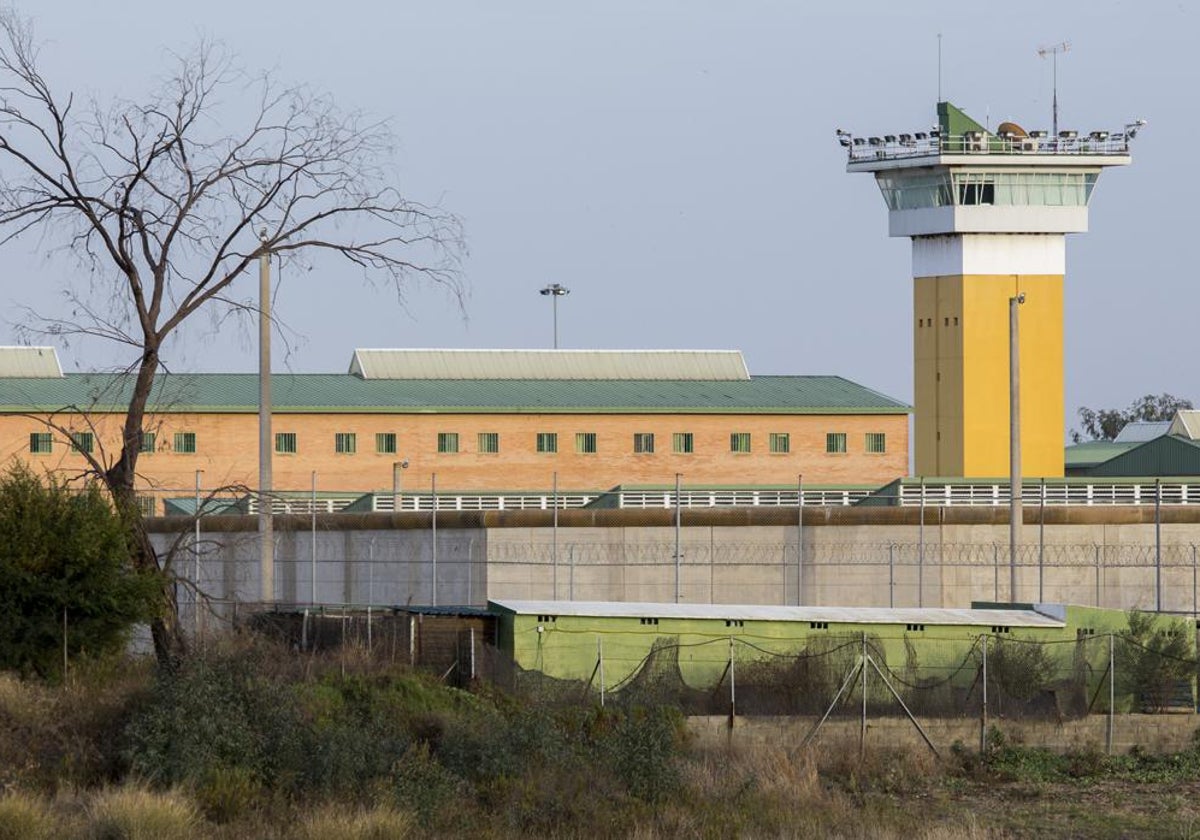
{"left": 2, "top": 1, "right": 1196, "bottom": 436}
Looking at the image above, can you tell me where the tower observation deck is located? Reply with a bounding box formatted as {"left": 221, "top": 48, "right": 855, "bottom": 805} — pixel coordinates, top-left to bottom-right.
{"left": 842, "top": 102, "right": 1138, "bottom": 478}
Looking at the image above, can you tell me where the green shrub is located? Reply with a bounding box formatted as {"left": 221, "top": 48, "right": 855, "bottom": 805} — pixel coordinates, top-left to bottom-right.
{"left": 1120, "top": 610, "right": 1195, "bottom": 712}
{"left": 124, "top": 644, "right": 305, "bottom": 788}
{"left": 0, "top": 465, "right": 160, "bottom": 680}
{"left": 193, "top": 765, "right": 261, "bottom": 823}
{"left": 85, "top": 786, "right": 199, "bottom": 840}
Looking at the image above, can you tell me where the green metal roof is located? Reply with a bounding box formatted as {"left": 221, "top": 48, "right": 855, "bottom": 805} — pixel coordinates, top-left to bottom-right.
{"left": 1064, "top": 440, "right": 1139, "bottom": 469}
{"left": 0, "top": 373, "right": 909, "bottom": 415}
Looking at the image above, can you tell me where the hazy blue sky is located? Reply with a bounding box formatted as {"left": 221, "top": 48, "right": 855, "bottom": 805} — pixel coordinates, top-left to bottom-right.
{"left": 4, "top": 1, "right": 1196, "bottom": 434}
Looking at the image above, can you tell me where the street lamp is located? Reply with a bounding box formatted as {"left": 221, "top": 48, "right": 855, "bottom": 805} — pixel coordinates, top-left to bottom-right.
{"left": 392, "top": 459, "right": 409, "bottom": 512}
{"left": 1009, "top": 291, "right": 1026, "bottom": 603}
{"left": 539, "top": 283, "right": 570, "bottom": 349}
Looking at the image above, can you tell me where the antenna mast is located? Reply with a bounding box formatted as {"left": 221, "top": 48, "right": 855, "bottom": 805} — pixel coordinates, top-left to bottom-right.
{"left": 1037, "top": 41, "right": 1070, "bottom": 137}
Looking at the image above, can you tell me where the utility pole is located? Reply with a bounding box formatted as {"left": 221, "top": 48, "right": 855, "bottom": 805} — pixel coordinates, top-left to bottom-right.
{"left": 1009, "top": 292, "right": 1025, "bottom": 603}
{"left": 258, "top": 232, "right": 273, "bottom": 603}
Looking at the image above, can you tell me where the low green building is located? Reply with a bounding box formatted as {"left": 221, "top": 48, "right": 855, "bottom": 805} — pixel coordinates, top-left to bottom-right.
{"left": 489, "top": 600, "right": 1189, "bottom": 713}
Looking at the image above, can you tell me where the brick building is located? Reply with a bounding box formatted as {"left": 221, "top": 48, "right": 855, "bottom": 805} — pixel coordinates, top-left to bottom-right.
{"left": 0, "top": 347, "right": 909, "bottom": 510}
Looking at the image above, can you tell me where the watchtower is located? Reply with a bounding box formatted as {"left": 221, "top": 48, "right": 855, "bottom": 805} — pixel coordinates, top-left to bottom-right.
{"left": 841, "top": 103, "right": 1138, "bottom": 477}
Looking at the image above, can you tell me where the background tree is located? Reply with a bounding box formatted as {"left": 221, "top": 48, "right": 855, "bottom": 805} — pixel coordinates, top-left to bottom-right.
{"left": 0, "top": 464, "right": 161, "bottom": 679}
{"left": 1071, "top": 394, "right": 1193, "bottom": 443}
{"left": 0, "top": 13, "right": 461, "bottom": 663}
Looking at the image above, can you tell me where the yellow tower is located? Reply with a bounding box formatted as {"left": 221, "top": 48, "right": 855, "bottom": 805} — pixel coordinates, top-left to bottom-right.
{"left": 842, "top": 103, "right": 1137, "bottom": 477}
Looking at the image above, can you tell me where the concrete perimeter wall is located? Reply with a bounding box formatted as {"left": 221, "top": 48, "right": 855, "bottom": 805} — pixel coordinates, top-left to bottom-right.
{"left": 147, "top": 506, "right": 1200, "bottom": 623}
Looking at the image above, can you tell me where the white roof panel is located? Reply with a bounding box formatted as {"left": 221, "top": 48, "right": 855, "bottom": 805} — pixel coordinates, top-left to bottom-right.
{"left": 0, "top": 346, "right": 63, "bottom": 378}
{"left": 488, "top": 600, "right": 1065, "bottom": 628}
{"left": 1114, "top": 420, "right": 1170, "bottom": 443}
{"left": 349, "top": 349, "right": 750, "bottom": 381}
{"left": 1169, "top": 411, "right": 1200, "bottom": 441}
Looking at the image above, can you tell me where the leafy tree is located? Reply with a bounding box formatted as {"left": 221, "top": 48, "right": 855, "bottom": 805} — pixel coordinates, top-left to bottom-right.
{"left": 0, "top": 12, "right": 461, "bottom": 663}
{"left": 0, "top": 464, "right": 160, "bottom": 679}
{"left": 1118, "top": 610, "right": 1195, "bottom": 713}
{"left": 1072, "top": 394, "right": 1193, "bottom": 443}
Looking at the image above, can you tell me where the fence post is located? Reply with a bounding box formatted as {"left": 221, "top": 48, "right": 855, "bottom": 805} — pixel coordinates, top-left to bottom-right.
{"left": 431, "top": 473, "right": 438, "bottom": 608}
{"left": 860, "top": 632, "right": 868, "bottom": 760}
{"left": 1193, "top": 545, "right": 1197, "bottom": 622}
{"left": 1039, "top": 477, "right": 1045, "bottom": 603}
{"left": 888, "top": 544, "right": 895, "bottom": 609}
{"left": 1095, "top": 545, "right": 1102, "bottom": 607}
{"left": 194, "top": 469, "right": 202, "bottom": 639}
{"left": 311, "top": 470, "right": 318, "bottom": 605}
{"left": 1107, "top": 633, "right": 1115, "bottom": 755}
{"left": 470, "top": 627, "right": 476, "bottom": 681}
{"left": 797, "top": 474, "right": 804, "bottom": 606}
{"left": 1155, "top": 478, "right": 1162, "bottom": 612}
{"left": 980, "top": 634, "right": 988, "bottom": 755}
{"left": 993, "top": 544, "right": 999, "bottom": 601}
{"left": 598, "top": 637, "right": 605, "bottom": 707}
{"left": 729, "top": 636, "right": 737, "bottom": 728}
{"left": 552, "top": 471, "right": 558, "bottom": 600}
{"left": 674, "top": 473, "right": 682, "bottom": 603}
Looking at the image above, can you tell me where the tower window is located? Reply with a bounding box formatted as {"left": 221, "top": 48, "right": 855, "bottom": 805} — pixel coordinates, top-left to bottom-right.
{"left": 376, "top": 432, "right": 397, "bottom": 454}
{"left": 826, "top": 433, "right": 847, "bottom": 454}
{"left": 536, "top": 432, "right": 558, "bottom": 453}
{"left": 633, "top": 432, "right": 655, "bottom": 454}
{"left": 866, "top": 433, "right": 887, "bottom": 454}
{"left": 438, "top": 432, "right": 460, "bottom": 454}
{"left": 575, "top": 433, "right": 597, "bottom": 454}
{"left": 730, "top": 432, "right": 751, "bottom": 453}
{"left": 673, "top": 432, "right": 694, "bottom": 454}
{"left": 477, "top": 432, "right": 499, "bottom": 454}
{"left": 769, "top": 433, "right": 790, "bottom": 454}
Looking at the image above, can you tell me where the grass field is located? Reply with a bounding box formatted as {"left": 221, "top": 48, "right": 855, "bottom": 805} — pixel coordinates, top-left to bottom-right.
{"left": 2, "top": 639, "right": 1199, "bottom": 839}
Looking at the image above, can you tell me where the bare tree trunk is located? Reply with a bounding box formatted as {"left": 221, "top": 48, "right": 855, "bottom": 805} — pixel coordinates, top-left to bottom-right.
{"left": 105, "top": 346, "right": 188, "bottom": 667}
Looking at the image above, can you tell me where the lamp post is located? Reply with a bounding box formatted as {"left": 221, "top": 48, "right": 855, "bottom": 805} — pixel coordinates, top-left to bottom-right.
{"left": 392, "top": 459, "right": 409, "bottom": 512}
{"left": 1009, "top": 291, "right": 1026, "bottom": 603}
{"left": 258, "top": 231, "right": 273, "bottom": 603}
{"left": 539, "top": 283, "right": 570, "bottom": 349}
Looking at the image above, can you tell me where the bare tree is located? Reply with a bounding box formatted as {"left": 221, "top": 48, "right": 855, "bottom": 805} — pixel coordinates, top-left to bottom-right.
{"left": 0, "top": 13, "right": 462, "bottom": 664}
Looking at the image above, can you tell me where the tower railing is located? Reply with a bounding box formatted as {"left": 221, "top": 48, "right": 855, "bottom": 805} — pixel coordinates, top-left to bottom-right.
{"left": 847, "top": 131, "right": 1132, "bottom": 163}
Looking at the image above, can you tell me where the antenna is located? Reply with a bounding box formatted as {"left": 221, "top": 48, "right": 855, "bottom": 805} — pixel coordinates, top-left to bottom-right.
{"left": 937, "top": 33, "right": 942, "bottom": 102}
{"left": 1037, "top": 41, "right": 1070, "bottom": 137}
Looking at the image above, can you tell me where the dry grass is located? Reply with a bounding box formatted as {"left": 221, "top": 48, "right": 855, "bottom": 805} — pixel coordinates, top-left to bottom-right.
{"left": 296, "top": 803, "right": 415, "bottom": 840}
{"left": 85, "top": 785, "right": 200, "bottom": 840}
{"left": 0, "top": 790, "right": 63, "bottom": 840}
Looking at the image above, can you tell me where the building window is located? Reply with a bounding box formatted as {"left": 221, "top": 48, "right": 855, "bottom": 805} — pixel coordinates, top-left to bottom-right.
{"left": 769, "top": 433, "right": 790, "bottom": 454}
{"left": 478, "top": 432, "right": 499, "bottom": 454}
{"left": 70, "top": 431, "right": 95, "bottom": 454}
{"left": 575, "top": 432, "right": 597, "bottom": 454}
{"left": 29, "top": 432, "right": 52, "bottom": 454}
{"left": 139, "top": 431, "right": 156, "bottom": 454}
{"left": 672, "top": 432, "right": 694, "bottom": 454}
{"left": 376, "top": 432, "right": 397, "bottom": 454}
{"left": 438, "top": 432, "right": 459, "bottom": 454}
{"left": 335, "top": 432, "right": 357, "bottom": 454}
{"left": 536, "top": 432, "right": 558, "bottom": 454}
{"left": 174, "top": 432, "right": 196, "bottom": 454}
{"left": 137, "top": 495, "right": 157, "bottom": 517}
{"left": 866, "top": 432, "right": 887, "bottom": 454}
{"left": 826, "top": 433, "right": 847, "bottom": 454}
{"left": 633, "top": 432, "right": 654, "bottom": 454}
{"left": 730, "top": 432, "right": 751, "bottom": 454}
{"left": 275, "top": 432, "right": 297, "bottom": 454}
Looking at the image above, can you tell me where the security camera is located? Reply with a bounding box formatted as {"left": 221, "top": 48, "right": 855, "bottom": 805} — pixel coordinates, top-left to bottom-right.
{"left": 1016, "top": 292, "right": 1026, "bottom": 304}
{"left": 399, "top": 459, "right": 410, "bottom": 469}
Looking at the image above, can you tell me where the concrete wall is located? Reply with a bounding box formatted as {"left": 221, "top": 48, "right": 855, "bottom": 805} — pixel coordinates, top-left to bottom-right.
{"left": 149, "top": 507, "right": 1200, "bottom": 623}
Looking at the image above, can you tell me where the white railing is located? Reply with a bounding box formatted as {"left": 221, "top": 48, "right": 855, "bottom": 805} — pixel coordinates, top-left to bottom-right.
{"left": 370, "top": 493, "right": 598, "bottom": 512}
{"left": 897, "top": 482, "right": 1199, "bottom": 507}
{"left": 846, "top": 131, "right": 1132, "bottom": 163}
{"left": 615, "top": 488, "right": 872, "bottom": 509}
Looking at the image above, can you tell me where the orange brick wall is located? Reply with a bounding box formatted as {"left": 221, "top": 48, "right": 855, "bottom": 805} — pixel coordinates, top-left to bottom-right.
{"left": 0, "top": 410, "right": 908, "bottom": 495}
